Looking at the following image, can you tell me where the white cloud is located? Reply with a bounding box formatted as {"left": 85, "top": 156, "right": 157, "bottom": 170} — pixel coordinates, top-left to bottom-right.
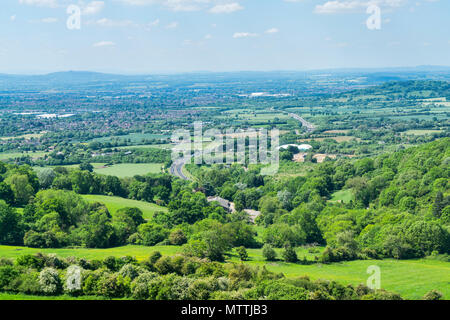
{"left": 118, "top": 0, "right": 207, "bottom": 12}
{"left": 95, "top": 18, "right": 135, "bottom": 27}
{"left": 314, "top": 0, "right": 406, "bottom": 14}
{"left": 41, "top": 17, "right": 58, "bottom": 23}
{"left": 92, "top": 41, "right": 116, "bottom": 47}
{"left": 265, "top": 28, "right": 279, "bottom": 34}
{"left": 204, "top": 34, "right": 212, "bottom": 39}
{"left": 19, "top": 0, "right": 57, "bottom": 7}
{"left": 314, "top": 1, "right": 367, "bottom": 14}
{"left": 233, "top": 32, "right": 259, "bottom": 38}
{"left": 82, "top": 1, "right": 105, "bottom": 15}
{"left": 119, "top": 0, "right": 243, "bottom": 13}
{"left": 148, "top": 19, "right": 160, "bottom": 27}
{"left": 165, "top": 22, "right": 179, "bottom": 29}
{"left": 10, "top": 15, "right": 17, "bottom": 21}
{"left": 209, "top": 2, "right": 243, "bottom": 14}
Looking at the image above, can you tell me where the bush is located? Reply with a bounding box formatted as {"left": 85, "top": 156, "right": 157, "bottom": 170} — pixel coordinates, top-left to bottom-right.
{"left": 131, "top": 272, "right": 159, "bottom": 299}
{"left": 10, "top": 270, "right": 41, "bottom": 295}
{"left": 169, "top": 229, "right": 187, "bottom": 245}
{"left": 39, "top": 267, "right": 63, "bottom": 295}
{"left": 97, "top": 273, "right": 131, "bottom": 298}
{"left": 119, "top": 264, "right": 144, "bottom": 280}
{"left": 262, "top": 244, "right": 277, "bottom": 261}
{"left": 282, "top": 244, "right": 298, "bottom": 263}
{"left": 16, "top": 254, "right": 44, "bottom": 270}
{"left": 422, "top": 290, "right": 443, "bottom": 300}
{"left": 236, "top": 246, "right": 248, "bottom": 261}
{"left": 64, "top": 265, "right": 83, "bottom": 295}
{"left": 0, "top": 265, "right": 19, "bottom": 290}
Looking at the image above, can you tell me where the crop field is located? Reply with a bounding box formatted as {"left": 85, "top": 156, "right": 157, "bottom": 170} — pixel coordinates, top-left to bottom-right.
{"left": 0, "top": 244, "right": 448, "bottom": 300}
{"left": 82, "top": 195, "right": 167, "bottom": 219}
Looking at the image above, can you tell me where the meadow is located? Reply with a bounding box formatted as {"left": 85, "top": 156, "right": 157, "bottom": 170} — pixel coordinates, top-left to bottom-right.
{"left": 0, "top": 151, "right": 48, "bottom": 161}
{"left": 34, "top": 163, "right": 163, "bottom": 178}
{"left": 0, "top": 244, "right": 448, "bottom": 300}
{"left": 330, "top": 189, "right": 354, "bottom": 204}
{"left": 81, "top": 194, "right": 168, "bottom": 220}
{"left": 93, "top": 163, "right": 163, "bottom": 178}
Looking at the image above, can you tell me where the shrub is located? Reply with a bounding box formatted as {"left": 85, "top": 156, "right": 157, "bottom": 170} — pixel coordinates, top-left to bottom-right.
{"left": 422, "top": 290, "right": 443, "bottom": 300}
{"left": 236, "top": 246, "right": 248, "bottom": 261}
{"left": 16, "top": 254, "right": 44, "bottom": 270}
{"left": 0, "top": 265, "right": 19, "bottom": 290}
{"left": 130, "top": 272, "right": 159, "bottom": 300}
{"left": 262, "top": 244, "right": 277, "bottom": 261}
{"left": 39, "top": 267, "right": 63, "bottom": 295}
{"left": 97, "top": 273, "right": 131, "bottom": 298}
{"left": 169, "top": 229, "right": 187, "bottom": 245}
{"left": 282, "top": 244, "right": 298, "bottom": 263}
{"left": 10, "top": 270, "right": 41, "bottom": 295}
{"left": 119, "top": 264, "right": 144, "bottom": 280}
{"left": 64, "top": 265, "right": 83, "bottom": 295}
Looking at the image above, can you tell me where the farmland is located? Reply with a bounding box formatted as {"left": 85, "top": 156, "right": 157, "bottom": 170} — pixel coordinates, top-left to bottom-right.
{"left": 0, "top": 72, "right": 449, "bottom": 301}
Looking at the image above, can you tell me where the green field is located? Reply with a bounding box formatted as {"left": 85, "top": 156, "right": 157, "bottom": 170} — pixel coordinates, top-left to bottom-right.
{"left": 0, "top": 151, "right": 48, "bottom": 161}
{"left": 0, "top": 244, "right": 448, "bottom": 300}
{"left": 402, "top": 129, "right": 443, "bottom": 136}
{"left": 93, "top": 163, "right": 163, "bottom": 178}
{"left": 330, "top": 189, "right": 354, "bottom": 203}
{"left": 82, "top": 194, "right": 167, "bottom": 220}
{"left": 92, "top": 133, "right": 170, "bottom": 143}
{"left": 33, "top": 163, "right": 163, "bottom": 178}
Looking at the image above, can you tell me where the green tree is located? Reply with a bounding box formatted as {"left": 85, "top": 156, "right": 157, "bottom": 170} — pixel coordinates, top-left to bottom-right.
{"left": 262, "top": 244, "right": 277, "bottom": 261}
{"left": 236, "top": 246, "right": 248, "bottom": 261}
{"left": 0, "top": 202, "right": 24, "bottom": 245}
{"left": 282, "top": 243, "right": 298, "bottom": 263}
{"left": 5, "top": 174, "right": 35, "bottom": 206}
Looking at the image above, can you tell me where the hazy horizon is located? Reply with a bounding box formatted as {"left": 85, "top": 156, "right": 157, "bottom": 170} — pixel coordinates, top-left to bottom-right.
{"left": 2, "top": 0, "right": 449, "bottom": 74}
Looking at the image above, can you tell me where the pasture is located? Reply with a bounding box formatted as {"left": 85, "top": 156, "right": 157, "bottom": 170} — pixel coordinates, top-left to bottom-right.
{"left": 330, "top": 189, "right": 354, "bottom": 204}
{"left": 93, "top": 163, "right": 163, "bottom": 178}
{"left": 82, "top": 194, "right": 168, "bottom": 220}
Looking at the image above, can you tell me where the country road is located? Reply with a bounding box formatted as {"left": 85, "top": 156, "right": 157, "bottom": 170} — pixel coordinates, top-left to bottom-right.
{"left": 288, "top": 113, "right": 316, "bottom": 132}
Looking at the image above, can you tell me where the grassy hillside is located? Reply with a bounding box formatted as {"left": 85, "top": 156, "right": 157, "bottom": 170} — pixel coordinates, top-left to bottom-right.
{"left": 82, "top": 194, "right": 167, "bottom": 220}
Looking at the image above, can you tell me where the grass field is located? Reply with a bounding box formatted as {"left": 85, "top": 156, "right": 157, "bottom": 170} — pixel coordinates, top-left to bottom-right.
{"left": 92, "top": 133, "right": 170, "bottom": 143}
{"left": 0, "top": 151, "right": 48, "bottom": 161}
{"left": 0, "top": 244, "right": 447, "bottom": 300}
{"left": 82, "top": 195, "right": 167, "bottom": 220}
{"left": 34, "top": 163, "right": 163, "bottom": 178}
{"left": 93, "top": 163, "right": 163, "bottom": 178}
{"left": 330, "top": 189, "right": 354, "bottom": 203}
{"left": 0, "top": 133, "right": 44, "bottom": 141}
{"left": 401, "top": 129, "right": 443, "bottom": 136}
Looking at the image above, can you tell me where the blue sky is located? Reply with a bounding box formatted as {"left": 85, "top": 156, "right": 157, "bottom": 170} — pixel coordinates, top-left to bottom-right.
{"left": 1, "top": 0, "right": 449, "bottom": 74}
